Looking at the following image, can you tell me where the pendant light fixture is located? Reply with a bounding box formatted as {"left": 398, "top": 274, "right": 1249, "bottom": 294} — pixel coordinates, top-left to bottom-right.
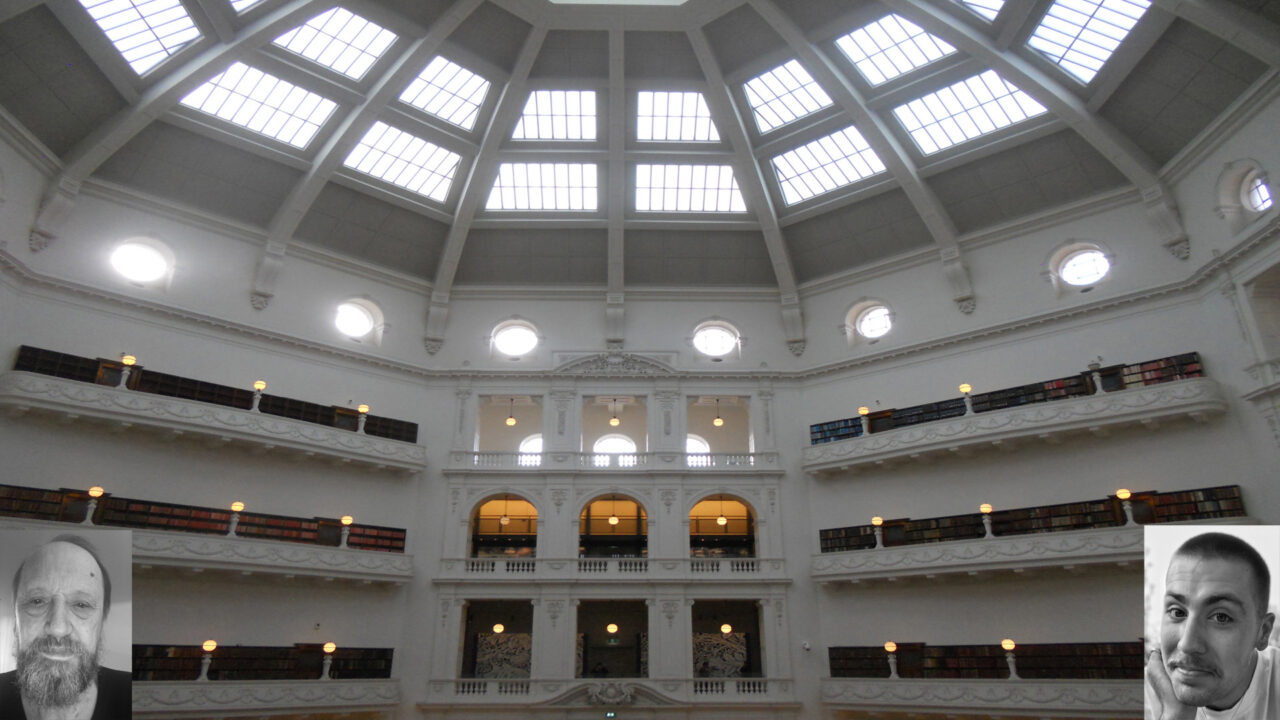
{"left": 713, "top": 398, "right": 724, "bottom": 427}
{"left": 608, "top": 497, "right": 620, "bottom": 525}
{"left": 505, "top": 398, "right": 517, "bottom": 426}
{"left": 499, "top": 496, "right": 511, "bottom": 526}
{"left": 609, "top": 398, "right": 620, "bottom": 427}
{"left": 716, "top": 496, "right": 728, "bottom": 526}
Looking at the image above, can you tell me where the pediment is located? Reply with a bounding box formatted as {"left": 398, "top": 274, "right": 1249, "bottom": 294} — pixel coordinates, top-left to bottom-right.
{"left": 552, "top": 352, "right": 677, "bottom": 377}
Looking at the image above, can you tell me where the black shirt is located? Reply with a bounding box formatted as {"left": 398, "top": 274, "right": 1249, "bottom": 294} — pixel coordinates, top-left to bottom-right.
{"left": 0, "top": 666, "right": 132, "bottom": 719}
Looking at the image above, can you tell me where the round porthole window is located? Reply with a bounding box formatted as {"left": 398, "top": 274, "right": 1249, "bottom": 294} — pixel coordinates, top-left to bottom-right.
{"left": 1059, "top": 249, "right": 1111, "bottom": 286}
{"left": 1245, "top": 173, "right": 1273, "bottom": 212}
{"left": 335, "top": 302, "right": 376, "bottom": 338}
{"left": 110, "top": 241, "right": 170, "bottom": 284}
{"left": 855, "top": 305, "right": 892, "bottom": 339}
{"left": 692, "top": 322, "right": 739, "bottom": 357}
{"left": 493, "top": 321, "right": 539, "bottom": 356}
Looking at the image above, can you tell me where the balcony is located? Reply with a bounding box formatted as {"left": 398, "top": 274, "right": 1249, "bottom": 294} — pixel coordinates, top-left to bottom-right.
{"left": 820, "top": 677, "right": 1139, "bottom": 717}
{"left": 803, "top": 378, "right": 1226, "bottom": 474}
{"left": 422, "top": 678, "right": 795, "bottom": 708}
{"left": 0, "top": 515, "right": 414, "bottom": 584}
{"left": 0, "top": 371, "right": 426, "bottom": 473}
{"left": 133, "top": 678, "right": 399, "bottom": 717}
{"left": 436, "top": 556, "right": 788, "bottom": 583}
{"left": 446, "top": 451, "right": 780, "bottom": 474}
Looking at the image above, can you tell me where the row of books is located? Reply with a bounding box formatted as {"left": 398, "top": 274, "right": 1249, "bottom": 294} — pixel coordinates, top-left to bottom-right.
{"left": 818, "top": 485, "right": 1245, "bottom": 553}
{"left": 132, "top": 644, "right": 393, "bottom": 681}
{"left": 808, "top": 352, "right": 1205, "bottom": 446}
{"left": 829, "top": 642, "right": 1141, "bottom": 679}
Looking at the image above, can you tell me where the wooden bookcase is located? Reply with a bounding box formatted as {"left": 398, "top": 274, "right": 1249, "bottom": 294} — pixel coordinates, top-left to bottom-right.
{"left": 132, "top": 644, "right": 394, "bottom": 681}
{"left": 809, "top": 417, "right": 863, "bottom": 445}
{"left": 829, "top": 642, "right": 1141, "bottom": 679}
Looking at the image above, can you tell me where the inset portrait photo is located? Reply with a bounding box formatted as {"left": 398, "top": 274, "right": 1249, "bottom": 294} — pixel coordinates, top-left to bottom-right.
{"left": 1144, "top": 525, "right": 1280, "bottom": 720}
{"left": 0, "top": 528, "right": 132, "bottom": 719}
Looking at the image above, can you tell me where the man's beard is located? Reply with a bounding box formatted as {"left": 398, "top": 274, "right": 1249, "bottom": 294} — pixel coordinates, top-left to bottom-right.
{"left": 15, "top": 635, "right": 99, "bottom": 708}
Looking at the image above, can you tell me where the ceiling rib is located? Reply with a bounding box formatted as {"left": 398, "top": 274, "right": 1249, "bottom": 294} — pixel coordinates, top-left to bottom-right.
{"left": 605, "top": 26, "right": 626, "bottom": 348}
{"left": 423, "top": 24, "right": 549, "bottom": 355}
{"left": 191, "top": 0, "right": 237, "bottom": 43}
{"left": 249, "top": 0, "right": 486, "bottom": 310}
{"left": 687, "top": 25, "right": 806, "bottom": 356}
{"left": 749, "top": 0, "right": 975, "bottom": 314}
{"left": 28, "top": 0, "right": 331, "bottom": 251}
{"left": 0, "top": 0, "right": 43, "bottom": 24}
{"left": 886, "top": 0, "right": 1190, "bottom": 259}
{"left": 1150, "top": 0, "right": 1280, "bottom": 69}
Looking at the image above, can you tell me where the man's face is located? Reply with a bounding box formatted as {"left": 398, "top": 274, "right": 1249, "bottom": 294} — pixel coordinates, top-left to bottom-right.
{"left": 13, "top": 542, "right": 104, "bottom": 707}
{"left": 1160, "top": 553, "right": 1275, "bottom": 710}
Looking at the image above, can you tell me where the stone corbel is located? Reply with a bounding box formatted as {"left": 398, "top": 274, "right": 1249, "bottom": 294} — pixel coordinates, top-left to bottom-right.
{"left": 780, "top": 293, "right": 805, "bottom": 356}
{"left": 424, "top": 290, "right": 450, "bottom": 355}
{"left": 29, "top": 176, "right": 82, "bottom": 251}
{"left": 249, "top": 251, "right": 285, "bottom": 310}
{"left": 1143, "top": 183, "right": 1190, "bottom": 259}
{"left": 605, "top": 292, "right": 625, "bottom": 350}
{"left": 941, "top": 248, "right": 975, "bottom": 314}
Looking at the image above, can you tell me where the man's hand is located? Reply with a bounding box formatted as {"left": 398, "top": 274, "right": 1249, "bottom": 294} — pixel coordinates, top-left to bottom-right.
{"left": 1147, "top": 648, "right": 1196, "bottom": 720}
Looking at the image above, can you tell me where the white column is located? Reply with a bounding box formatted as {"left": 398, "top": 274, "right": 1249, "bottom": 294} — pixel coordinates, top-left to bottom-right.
{"left": 759, "top": 595, "right": 792, "bottom": 678}
{"left": 650, "top": 387, "right": 683, "bottom": 454}
{"left": 750, "top": 384, "right": 775, "bottom": 452}
{"left": 431, "top": 597, "right": 467, "bottom": 678}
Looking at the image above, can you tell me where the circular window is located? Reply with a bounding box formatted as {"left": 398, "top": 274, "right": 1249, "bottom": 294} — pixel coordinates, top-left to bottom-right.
{"left": 110, "top": 241, "right": 170, "bottom": 283}
{"left": 493, "top": 321, "right": 539, "bottom": 356}
{"left": 1059, "top": 249, "right": 1110, "bottom": 286}
{"left": 335, "top": 302, "right": 375, "bottom": 337}
{"left": 855, "top": 305, "right": 892, "bottom": 339}
{"left": 692, "top": 322, "right": 738, "bottom": 357}
{"left": 1245, "top": 174, "right": 1273, "bottom": 212}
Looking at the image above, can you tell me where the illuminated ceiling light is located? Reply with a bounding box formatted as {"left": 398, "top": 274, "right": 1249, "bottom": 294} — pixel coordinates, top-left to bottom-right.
{"left": 717, "top": 515, "right": 728, "bottom": 526}
{"left": 230, "top": 501, "right": 245, "bottom": 513}
{"left": 1116, "top": 488, "right": 1131, "bottom": 500}
{"left": 341, "top": 515, "right": 354, "bottom": 525}
{"left": 713, "top": 398, "right": 724, "bottom": 427}
{"left": 1001, "top": 638, "right": 1016, "bottom": 651}
{"left": 202, "top": 639, "right": 217, "bottom": 652}
{"left": 720, "top": 623, "right": 733, "bottom": 634}
{"left": 608, "top": 515, "right": 620, "bottom": 525}
{"left": 871, "top": 516, "right": 883, "bottom": 526}
{"left": 499, "top": 515, "right": 511, "bottom": 526}
{"left": 253, "top": 380, "right": 267, "bottom": 391}
{"left": 979, "top": 503, "right": 993, "bottom": 514}
{"left": 492, "top": 623, "right": 505, "bottom": 634}
{"left": 323, "top": 641, "right": 337, "bottom": 653}
{"left": 606, "top": 623, "right": 619, "bottom": 634}
{"left": 506, "top": 398, "right": 517, "bottom": 426}
{"left": 499, "top": 496, "right": 511, "bottom": 525}
{"left": 88, "top": 486, "right": 105, "bottom": 498}
{"left": 858, "top": 406, "right": 870, "bottom": 416}
{"left": 120, "top": 354, "right": 137, "bottom": 366}
{"left": 884, "top": 641, "right": 897, "bottom": 653}
{"left": 610, "top": 399, "right": 620, "bottom": 427}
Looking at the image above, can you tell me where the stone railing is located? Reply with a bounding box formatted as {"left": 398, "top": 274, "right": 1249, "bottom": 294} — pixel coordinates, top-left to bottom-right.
{"left": 0, "top": 371, "right": 426, "bottom": 472}
{"left": 803, "top": 378, "right": 1226, "bottom": 474}
{"left": 134, "top": 678, "right": 399, "bottom": 717}
{"left": 0, "top": 516, "right": 414, "bottom": 584}
{"left": 448, "top": 451, "right": 779, "bottom": 473}
{"left": 820, "top": 677, "right": 1140, "bottom": 717}
{"left": 436, "top": 556, "right": 786, "bottom": 583}
{"left": 423, "top": 677, "right": 793, "bottom": 706}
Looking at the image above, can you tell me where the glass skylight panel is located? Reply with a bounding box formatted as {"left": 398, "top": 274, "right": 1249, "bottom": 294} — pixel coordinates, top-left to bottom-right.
{"left": 635, "top": 165, "right": 746, "bottom": 213}
{"left": 230, "top": 0, "right": 262, "bottom": 12}
{"left": 343, "top": 122, "right": 461, "bottom": 202}
{"left": 512, "top": 91, "right": 597, "bottom": 140}
{"left": 1028, "top": 0, "right": 1150, "bottom": 83}
{"left": 180, "top": 63, "right": 337, "bottom": 148}
{"left": 772, "top": 126, "right": 886, "bottom": 205}
{"left": 892, "top": 70, "right": 1047, "bottom": 155}
{"left": 955, "top": 0, "right": 1005, "bottom": 21}
{"left": 400, "top": 57, "right": 491, "bottom": 131}
{"left": 272, "top": 8, "right": 397, "bottom": 81}
{"left": 836, "top": 15, "right": 956, "bottom": 86}
{"left": 743, "top": 60, "right": 833, "bottom": 134}
{"left": 487, "top": 163, "right": 598, "bottom": 210}
{"left": 637, "top": 91, "right": 719, "bottom": 142}
{"left": 78, "top": 0, "right": 201, "bottom": 74}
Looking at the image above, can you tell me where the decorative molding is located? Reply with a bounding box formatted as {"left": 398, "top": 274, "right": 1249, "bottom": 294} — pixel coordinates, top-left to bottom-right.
{"left": 133, "top": 679, "right": 400, "bottom": 717}
{"left": 445, "top": 450, "right": 781, "bottom": 475}
{"left": 0, "top": 371, "right": 427, "bottom": 472}
{"left": 434, "top": 556, "right": 790, "bottom": 584}
{"left": 803, "top": 379, "right": 1227, "bottom": 473}
{"left": 819, "top": 678, "right": 1140, "bottom": 716}
{"left": 422, "top": 678, "right": 796, "bottom": 708}
{"left": 552, "top": 352, "right": 678, "bottom": 377}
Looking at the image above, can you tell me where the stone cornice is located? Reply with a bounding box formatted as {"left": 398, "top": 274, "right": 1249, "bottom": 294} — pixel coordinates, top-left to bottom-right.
{"left": 133, "top": 678, "right": 400, "bottom": 717}
{"left": 803, "top": 378, "right": 1227, "bottom": 473}
{"left": 0, "top": 371, "right": 426, "bottom": 472}
{"left": 820, "top": 678, "right": 1140, "bottom": 716}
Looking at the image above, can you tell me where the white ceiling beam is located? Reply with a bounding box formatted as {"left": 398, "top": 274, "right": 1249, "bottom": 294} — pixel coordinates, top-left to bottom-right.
{"left": 249, "top": 0, "right": 486, "bottom": 309}
{"left": 191, "top": 0, "right": 237, "bottom": 44}
{"left": 883, "top": 0, "right": 1190, "bottom": 259}
{"left": 423, "top": 25, "right": 548, "bottom": 354}
{"left": 687, "top": 26, "right": 807, "bottom": 355}
{"left": 605, "top": 25, "right": 626, "bottom": 348}
{"left": 29, "top": 0, "right": 332, "bottom": 250}
{"left": 1150, "top": 0, "right": 1280, "bottom": 69}
{"left": 748, "top": 0, "right": 975, "bottom": 314}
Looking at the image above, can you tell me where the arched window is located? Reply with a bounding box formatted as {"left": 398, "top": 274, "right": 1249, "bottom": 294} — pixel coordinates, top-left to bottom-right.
{"left": 579, "top": 495, "right": 647, "bottom": 558}
{"left": 689, "top": 495, "right": 755, "bottom": 558}
{"left": 470, "top": 495, "right": 537, "bottom": 558}
{"left": 518, "top": 434, "right": 542, "bottom": 467}
{"left": 592, "top": 434, "right": 637, "bottom": 467}
{"left": 686, "top": 434, "right": 711, "bottom": 467}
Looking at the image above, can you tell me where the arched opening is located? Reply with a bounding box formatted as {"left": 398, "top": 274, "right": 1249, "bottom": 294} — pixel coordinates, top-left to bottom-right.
{"left": 518, "top": 433, "right": 542, "bottom": 467}
{"left": 592, "top": 433, "right": 638, "bottom": 467}
{"left": 689, "top": 495, "right": 755, "bottom": 558}
{"left": 470, "top": 494, "right": 537, "bottom": 558}
{"left": 579, "top": 495, "right": 647, "bottom": 558}
{"left": 686, "top": 433, "right": 711, "bottom": 467}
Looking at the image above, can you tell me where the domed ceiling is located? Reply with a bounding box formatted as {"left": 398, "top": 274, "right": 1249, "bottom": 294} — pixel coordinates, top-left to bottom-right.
{"left": 2, "top": 0, "right": 1276, "bottom": 342}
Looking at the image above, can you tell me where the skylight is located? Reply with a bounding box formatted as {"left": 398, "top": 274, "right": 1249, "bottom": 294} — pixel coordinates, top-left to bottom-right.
{"left": 78, "top": 0, "right": 200, "bottom": 74}
{"left": 230, "top": 0, "right": 262, "bottom": 12}
{"left": 637, "top": 91, "right": 719, "bottom": 142}
{"left": 487, "top": 163, "right": 599, "bottom": 210}
{"left": 743, "top": 60, "right": 833, "bottom": 134}
{"left": 512, "top": 91, "right": 597, "bottom": 140}
{"left": 343, "top": 122, "right": 462, "bottom": 202}
{"left": 180, "top": 63, "right": 337, "bottom": 148}
{"left": 772, "top": 126, "right": 886, "bottom": 205}
{"left": 400, "top": 57, "right": 491, "bottom": 131}
{"left": 892, "top": 70, "right": 1047, "bottom": 155}
{"left": 272, "top": 8, "right": 397, "bottom": 81}
{"left": 955, "top": 0, "right": 1005, "bottom": 21}
{"left": 1028, "top": 0, "right": 1150, "bottom": 83}
{"left": 836, "top": 15, "right": 956, "bottom": 86}
{"left": 636, "top": 165, "right": 746, "bottom": 213}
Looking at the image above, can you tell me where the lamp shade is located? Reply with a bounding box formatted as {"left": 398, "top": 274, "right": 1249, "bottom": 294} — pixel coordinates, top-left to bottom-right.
{"left": 202, "top": 640, "right": 217, "bottom": 652}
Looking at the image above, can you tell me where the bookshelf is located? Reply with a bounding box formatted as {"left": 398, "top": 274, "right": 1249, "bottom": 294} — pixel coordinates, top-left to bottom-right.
{"left": 132, "top": 644, "right": 394, "bottom": 681}
{"left": 809, "top": 417, "right": 863, "bottom": 445}
{"left": 818, "top": 485, "right": 1244, "bottom": 553}
{"left": 829, "top": 642, "right": 1141, "bottom": 679}
{"left": 12, "top": 345, "right": 418, "bottom": 443}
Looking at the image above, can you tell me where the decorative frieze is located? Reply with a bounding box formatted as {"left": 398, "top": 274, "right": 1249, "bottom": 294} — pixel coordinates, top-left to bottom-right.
{"left": 820, "top": 677, "right": 1140, "bottom": 716}
{"left": 134, "top": 678, "right": 400, "bottom": 717}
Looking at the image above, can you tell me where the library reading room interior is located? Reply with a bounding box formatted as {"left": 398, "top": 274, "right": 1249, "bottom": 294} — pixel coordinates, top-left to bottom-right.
{"left": 0, "top": 0, "right": 1278, "bottom": 717}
